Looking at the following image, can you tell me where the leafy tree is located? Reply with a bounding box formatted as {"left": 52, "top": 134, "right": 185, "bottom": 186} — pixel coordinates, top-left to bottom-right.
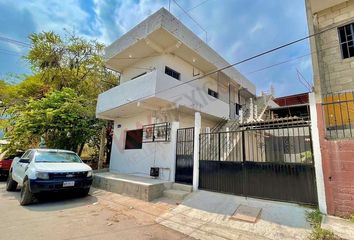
{"left": 6, "top": 88, "right": 103, "bottom": 153}
{"left": 3, "top": 31, "right": 118, "bottom": 156}
{"left": 26, "top": 31, "right": 116, "bottom": 98}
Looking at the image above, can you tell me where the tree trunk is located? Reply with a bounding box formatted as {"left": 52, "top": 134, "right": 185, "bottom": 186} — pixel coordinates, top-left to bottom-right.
{"left": 78, "top": 142, "right": 85, "bottom": 156}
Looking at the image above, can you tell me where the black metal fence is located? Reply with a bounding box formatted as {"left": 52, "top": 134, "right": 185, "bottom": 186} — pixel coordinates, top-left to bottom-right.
{"left": 175, "top": 127, "right": 194, "bottom": 184}
{"left": 199, "top": 122, "right": 318, "bottom": 205}
{"left": 322, "top": 91, "right": 354, "bottom": 139}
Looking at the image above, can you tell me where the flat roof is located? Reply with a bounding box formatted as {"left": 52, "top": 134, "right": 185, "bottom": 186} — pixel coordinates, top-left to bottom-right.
{"left": 105, "top": 8, "right": 256, "bottom": 95}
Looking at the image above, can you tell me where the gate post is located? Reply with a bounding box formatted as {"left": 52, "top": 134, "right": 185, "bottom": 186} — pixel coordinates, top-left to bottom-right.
{"left": 193, "top": 112, "right": 201, "bottom": 191}
{"left": 309, "top": 92, "right": 327, "bottom": 214}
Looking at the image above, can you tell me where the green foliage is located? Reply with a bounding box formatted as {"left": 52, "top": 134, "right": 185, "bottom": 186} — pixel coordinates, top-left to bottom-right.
{"left": 309, "top": 227, "right": 337, "bottom": 240}
{"left": 26, "top": 31, "right": 116, "bottom": 98}
{"left": 306, "top": 210, "right": 339, "bottom": 240}
{"left": 301, "top": 151, "right": 313, "bottom": 164}
{"left": 2, "top": 30, "right": 118, "bottom": 155}
{"left": 351, "top": 215, "right": 354, "bottom": 223}
{"left": 6, "top": 88, "right": 103, "bottom": 152}
{"left": 306, "top": 209, "right": 323, "bottom": 227}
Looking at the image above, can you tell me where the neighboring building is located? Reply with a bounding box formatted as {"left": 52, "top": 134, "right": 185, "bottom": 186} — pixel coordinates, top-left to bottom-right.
{"left": 306, "top": 0, "right": 354, "bottom": 216}
{"left": 96, "top": 8, "right": 256, "bottom": 181}
{"left": 271, "top": 92, "right": 310, "bottom": 119}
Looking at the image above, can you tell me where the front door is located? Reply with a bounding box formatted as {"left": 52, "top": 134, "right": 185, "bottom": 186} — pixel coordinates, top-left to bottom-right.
{"left": 175, "top": 128, "right": 194, "bottom": 185}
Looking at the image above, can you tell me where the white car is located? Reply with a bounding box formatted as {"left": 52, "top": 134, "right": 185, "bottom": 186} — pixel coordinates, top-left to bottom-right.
{"left": 6, "top": 149, "right": 93, "bottom": 205}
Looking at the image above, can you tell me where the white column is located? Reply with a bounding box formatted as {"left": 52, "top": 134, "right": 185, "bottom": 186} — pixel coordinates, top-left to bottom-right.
{"left": 193, "top": 112, "right": 201, "bottom": 191}
{"left": 170, "top": 121, "right": 179, "bottom": 182}
{"left": 309, "top": 92, "right": 327, "bottom": 214}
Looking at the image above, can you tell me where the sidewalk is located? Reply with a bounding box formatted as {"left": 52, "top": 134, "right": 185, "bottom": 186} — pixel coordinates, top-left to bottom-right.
{"left": 322, "top": 215, "right": 354, "bottom": 240}
{"left": 157, "top": 190, "right": 313, "bottom": 240}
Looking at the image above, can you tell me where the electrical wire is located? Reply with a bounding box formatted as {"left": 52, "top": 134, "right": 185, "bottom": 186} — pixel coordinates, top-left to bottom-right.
{"left": 101, "top": 23, "right": 341, "bottom": 110}
{"left": 0, "top": 36, "right": 31, "bottom": 47}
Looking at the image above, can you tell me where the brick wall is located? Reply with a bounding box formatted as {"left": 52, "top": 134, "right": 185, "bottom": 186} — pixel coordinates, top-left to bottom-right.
{"left": 316, "top": 103, "right": 354, "bottom": 217}
{"left": 315, "top": 1, "right": 354, "bottom": 94}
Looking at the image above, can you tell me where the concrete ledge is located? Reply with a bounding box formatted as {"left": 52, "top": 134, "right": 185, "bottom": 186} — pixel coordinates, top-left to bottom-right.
{"left": 322, "top": 215, "right": 354, "bottom": 240}
{"left": 92, "top": 172, "right": 170, "bottom": 201}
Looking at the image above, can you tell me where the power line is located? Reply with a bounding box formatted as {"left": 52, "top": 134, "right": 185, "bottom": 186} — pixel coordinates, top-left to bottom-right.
{"left": 106, "top": 23, "right": 341, "bottom": 109}
{"left": 244, "top": 44, "right": 338, "bottom": 76}
{"left": 171, "top": 0, "right": 208, "bottom": 42}
{"left": 186, "top": 0, "right": 211, "bottom": 12}
{"left": 0, "top": 36, "right": 31, "bottom": 48}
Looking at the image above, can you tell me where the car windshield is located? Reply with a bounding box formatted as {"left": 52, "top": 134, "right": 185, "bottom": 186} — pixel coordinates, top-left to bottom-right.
{"left": 35, "top": 151, "right": 82, "bottom": 163}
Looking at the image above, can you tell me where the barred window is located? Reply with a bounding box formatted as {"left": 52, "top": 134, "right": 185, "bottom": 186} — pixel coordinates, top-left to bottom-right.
{"left": 338, "top": 23, "right": 354, "bottom": 59}
{"left": 165, "top": 66, "right": 180, "bottom": 80}
{"left": 208, "top": 88, "right": 218, "bottom": 99}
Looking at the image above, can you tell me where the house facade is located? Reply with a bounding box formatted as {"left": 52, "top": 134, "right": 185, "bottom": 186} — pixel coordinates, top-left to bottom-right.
{"left": 96, "top": 8, "right": 256, "bottom": 181}
{"left": 306, "top": 0, "right": 354, "bottom": 216}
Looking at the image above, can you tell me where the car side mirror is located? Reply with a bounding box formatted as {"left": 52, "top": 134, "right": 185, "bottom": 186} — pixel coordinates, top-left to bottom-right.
{"left": 19, "top": 158, "right": 30, "bottom": 164}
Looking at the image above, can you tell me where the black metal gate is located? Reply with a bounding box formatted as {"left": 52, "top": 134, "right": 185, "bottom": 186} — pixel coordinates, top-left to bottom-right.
{"left": 199, "top": 121, "right": 318, "bottom": 205}
{"left": 175, "top": 127, "right": 194, "bottom": 184}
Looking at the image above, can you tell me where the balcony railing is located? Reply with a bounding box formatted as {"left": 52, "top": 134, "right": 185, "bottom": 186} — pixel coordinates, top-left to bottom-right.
{"left": 96, "top": 69, "right": 230, "bottom": 119}
{"left": 322, "top": 91, "right": 354, "bottom": 139}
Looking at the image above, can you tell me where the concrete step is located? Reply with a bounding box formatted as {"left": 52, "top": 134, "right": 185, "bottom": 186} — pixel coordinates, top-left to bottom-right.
{"left": 163, "top": 189, "right": 190, "bottom": 201}
{"left": 172, "top": 183, "right": 193, "bottom": 192}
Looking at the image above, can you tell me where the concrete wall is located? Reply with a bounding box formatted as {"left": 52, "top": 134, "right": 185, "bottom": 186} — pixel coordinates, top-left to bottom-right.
{"left": 109, "top": 109, "right": 217, "bottom": 182}
{"left": 306, "top": 1, "right": 354, "bottom": 216}
{"left": 316, "top": 103, "right": 354, "bottom": 217}
{"left": 110, "top": 111, "right": 178, "bottom": 181}
{"left": 311, "top": 1, "right": 354, "bottom": 94}
{"left": 120, "top": 53, "right": 237, "bottom": 104}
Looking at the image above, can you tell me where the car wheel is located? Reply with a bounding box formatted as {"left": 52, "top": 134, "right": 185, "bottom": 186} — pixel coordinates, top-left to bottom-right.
{"left": 6, "top": 172, "right": 18, "bottom": 191}
{"left": 19, "top": 179, "right": 34, "bottom": 206}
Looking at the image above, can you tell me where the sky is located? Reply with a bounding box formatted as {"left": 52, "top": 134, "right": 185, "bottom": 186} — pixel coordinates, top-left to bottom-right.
{"left": 0, "top": 0, "right": 313, "bottom": 97}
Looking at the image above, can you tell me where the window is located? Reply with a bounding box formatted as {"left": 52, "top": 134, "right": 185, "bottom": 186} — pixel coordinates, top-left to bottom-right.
{"left": 236, "top": 103, "right": 242, "bottom": 115}
{"left": 208, "top": 88, "right": 218, "bottom": 99}
{"left": 142, "top": 123, "right": 171, "bottom": 143}
{"left": 131, "top": 72, "right": 147, "bottom": 80}
{"left": 165, "top": 66, "right": 180, "bottom": 80}
{"left": 338, "top": 23, "right": 354, "bottom": 59}
{"left": 125, "top": 129, "right": 143, "bottom": 149}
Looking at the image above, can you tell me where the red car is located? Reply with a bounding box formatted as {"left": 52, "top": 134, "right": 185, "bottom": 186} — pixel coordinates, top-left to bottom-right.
{"left": 0, "top": 151, "right": 24, "bottom": 178}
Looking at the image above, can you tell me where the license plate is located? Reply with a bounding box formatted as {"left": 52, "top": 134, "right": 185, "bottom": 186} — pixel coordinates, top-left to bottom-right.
{"left": 63, "top": 181, "right": 75, "bottom": 187}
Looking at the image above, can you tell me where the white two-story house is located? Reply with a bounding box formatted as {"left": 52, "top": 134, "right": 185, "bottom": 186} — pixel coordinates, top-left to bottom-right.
{"left": 96, "top": 8, "right": 256, "bottom": 181}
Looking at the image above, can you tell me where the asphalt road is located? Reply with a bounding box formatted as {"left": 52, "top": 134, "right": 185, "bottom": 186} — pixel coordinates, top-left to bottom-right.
{"left": 0, "top": 181, "right": 193, "bottom": 240}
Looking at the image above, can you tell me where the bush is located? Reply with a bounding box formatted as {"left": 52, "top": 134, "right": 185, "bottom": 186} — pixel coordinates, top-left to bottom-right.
{"left": 308, "top": 227, "right": 337, "bottom": 240}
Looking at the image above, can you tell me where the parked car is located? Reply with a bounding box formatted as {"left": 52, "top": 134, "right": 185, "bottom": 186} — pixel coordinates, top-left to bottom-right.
{"left": 6, "top": 149, "right": 93, "bottom": 205}
{"left": 0, "top": 151, "right": 25, "bottom": 179}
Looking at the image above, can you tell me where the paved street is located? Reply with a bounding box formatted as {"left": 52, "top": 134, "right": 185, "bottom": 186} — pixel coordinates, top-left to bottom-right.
{"left": 0, "top": 182, "right": 193, "bottom": 240}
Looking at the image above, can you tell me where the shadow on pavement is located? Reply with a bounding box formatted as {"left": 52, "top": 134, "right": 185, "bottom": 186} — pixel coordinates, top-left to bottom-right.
{"left": 25, "top": 191, "right": 98, "bottom": 212}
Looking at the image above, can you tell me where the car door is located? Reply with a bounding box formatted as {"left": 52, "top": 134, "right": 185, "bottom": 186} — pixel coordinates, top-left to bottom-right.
{"left": 12, "top": 150, "right": 31, "bottom": 183}
{"left": 18, "top": 150, "right": 35, "bottom": 184}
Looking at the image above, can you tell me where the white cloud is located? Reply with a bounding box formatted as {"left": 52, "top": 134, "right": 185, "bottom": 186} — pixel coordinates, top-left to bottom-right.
{"left": 299, "top": 57, "right": 312, "bottom": 72}
{"left": 249, "top": 21, "right": 265, "bottom": 35}
{"left": 92, "top": 0, "right": 166, "bottom": 44}
{"left": 12, "top": 0, "right": 90, "bottom": 37}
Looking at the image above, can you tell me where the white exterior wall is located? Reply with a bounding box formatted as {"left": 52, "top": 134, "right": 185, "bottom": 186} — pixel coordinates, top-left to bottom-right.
{"left": 120, "top": 53, "right": 230, "bottom": 103}
{"left": 110, "top": 111, "right": 179, "bottom": 181}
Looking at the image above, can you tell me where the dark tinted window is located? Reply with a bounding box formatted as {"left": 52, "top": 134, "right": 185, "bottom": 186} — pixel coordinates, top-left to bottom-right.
{"left": 125, "top": 129, "right": 143, "bottom": 149}
{"left": 165, "top": 66, "right": 180, "bottom": 80}
{"left": 338, "top": 23, "right": 354, "bottom": 59}
{"left": 208, "top": 88, "right": 218, "bottom": 99}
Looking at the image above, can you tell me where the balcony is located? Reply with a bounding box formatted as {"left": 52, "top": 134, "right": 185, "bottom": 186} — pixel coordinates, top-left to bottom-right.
{"left": 96, "top": 70, "right": 230, "bottom": 120}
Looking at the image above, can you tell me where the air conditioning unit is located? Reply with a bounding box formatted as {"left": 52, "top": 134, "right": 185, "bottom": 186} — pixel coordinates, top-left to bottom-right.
{"left": 150, "top": 167, "right": 159, "bottom": 177}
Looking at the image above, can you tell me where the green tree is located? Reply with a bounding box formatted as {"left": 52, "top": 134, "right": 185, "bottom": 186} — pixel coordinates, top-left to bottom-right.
{"left": 6, "top": 88, "right": 102, "bottom": 153}
{"left": 3, "top": 31, "right": 118, "bottom": 156}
